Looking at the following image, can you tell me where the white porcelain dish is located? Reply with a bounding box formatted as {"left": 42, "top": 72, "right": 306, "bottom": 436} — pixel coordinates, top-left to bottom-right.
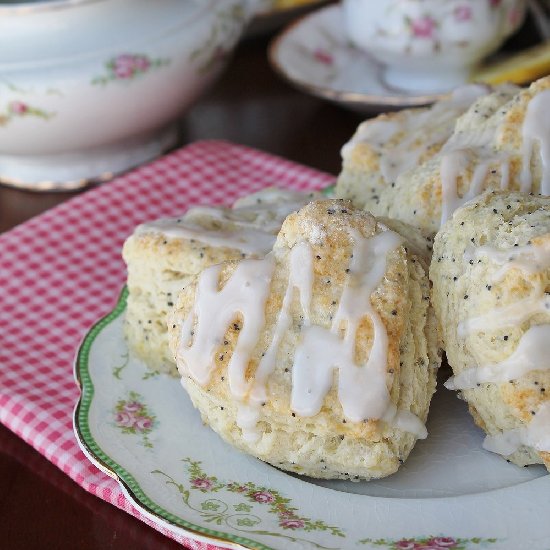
{"left": 0, "top": 0, "right": 249, "bottom": 190}
{"left": 269, "top": 4, "right": 450, "bottom": 113}
{"left": 342, "top": 0, "right": 526, "bottom": 93}
{"left": 75, "top": 288, "right": 549, "bottom": 550}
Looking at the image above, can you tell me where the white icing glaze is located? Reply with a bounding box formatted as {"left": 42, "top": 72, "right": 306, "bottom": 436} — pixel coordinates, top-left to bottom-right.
{"left": 465, "top": 241, "right": 550, "bottom": 283}
{"left": 291, "top": 230, "right": 427, "bottom": 438}
{"left": 382, "top": 403, "right": 428, "bottom": 439}
{"left": 439, "top": 144, "right": 512, "bottom": 226}
{"left": 177, "top": 224, "right": 427, "bottom": 440}
{"left": 458, "top": 241, "right": 550, "bottom": 337}
{"left": 446, "top": 324, "right": 550, "bottom": 390}
{"left": 291, "top": 231, "right": 404, "bottom": 422}
{"left": 483, "top": 401, "right": 550, "bottom": 456}
{"left": 452, "top": 238, "right": 550, "bottom": 458}
{"left": 138, "top": 188, "right": 317, "bottom": 255}
{"left": 521, "top": 89, "right": 550, "bottom": 195}
{"left": 236, "top": 404, "right": 261, "bottom": 443}
{"left": 249, "top": 241, "right": 314, "bottom": 405}
{"left": 458, "top": 292, "right": 550, "bottom": 337}
{"left": 177, "top": 256, "right": 275, "bottom": 398}
{"left": 436, "top": 84, "right": 550, "bottom": 227}
{"left": 341, "top": 84, "right": 488, "bottom": 185}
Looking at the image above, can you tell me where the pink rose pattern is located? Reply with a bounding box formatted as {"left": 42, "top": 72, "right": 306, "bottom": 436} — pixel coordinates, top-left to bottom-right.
{"left": 181, "top": 459, "right": 344, "bottom": 537}
{"left": 0, "top": 100, "right": 52, "bottom": 126}
{"left": 156, "top": 460, "right": 499, "bottom": 547}
{"left": 361, "top": 536, "right": 498, "bottom": 549}
{"left": 409, "top": 15, "right": 437, "bottom": 38}
{"left": 312, "top": 48, "right": 334, "bottom": 66}
{"left": 454, "top": 6, "right": 472, "bottom": 22}
{"left": 92, "top": 53, "right": 169, "bottom": 86}
{"left": 113, "top": 391, "right": 156, "bottom": 448}
{"left": 392, "top": 0, "right": 522, "bottom": 53}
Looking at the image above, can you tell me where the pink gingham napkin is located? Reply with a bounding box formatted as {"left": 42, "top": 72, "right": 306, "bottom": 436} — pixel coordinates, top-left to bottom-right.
{"left": 0, "top": 141, "right": 334, "bottom": 548}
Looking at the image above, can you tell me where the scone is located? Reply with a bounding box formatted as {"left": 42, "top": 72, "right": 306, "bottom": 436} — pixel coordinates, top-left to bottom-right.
{"left": 335, "top": 83, "right": 494, "bottom": 209}
{"left": 373, "top": 77, "right": 550, "bottom": 234}
{"left": 123, "top": 188, "right": 319, "bottom": 374}
{"left": 168, "top": 200, "right": 441, "bottom": 480}
{"left": 430, "top": 190, "right": 550, "bottom": 470}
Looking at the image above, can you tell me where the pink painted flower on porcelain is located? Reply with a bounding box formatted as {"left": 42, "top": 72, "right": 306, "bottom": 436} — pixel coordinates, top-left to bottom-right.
{"left": 429, "top": 538, "right": 458, "bottom": 548}
{"left": 114, "top": 54, "right": 136, "bottom": 68}
{"left": 394, "top": 541, "right": 418, "bottom": 550}
{"left": 134, "top": 416, "right": 153, "bottom": 431}
{"left": 133, "top": 55, "right": 151, "bottom": 72}
{"left": 280, "top": 519, "right": 305, "bottom": 529}
{"left": 252, "top": 491, "right": 275, "bottom": 503}
{"left": 454, "top": 5, "right": 472, "bottom": 22}
{"left": 123, "top": 401, "right": 142, "bottom": 413}
{"left": 313, "top": 48, "right": 333, "bottom": 66}
{"left": 9, "top": 101, "right": 28, "bottom": 115}
{"left": 191, "top": 478, "right": 213, "bottom": 490}
{"left": 410, "top": 16, "right": 437, "bottom": 38}
{"left": 114, "top": 64, "right": 134, "bottom": 79}
{"left": 115, "top": 411, "right": 136, "bottom": 428}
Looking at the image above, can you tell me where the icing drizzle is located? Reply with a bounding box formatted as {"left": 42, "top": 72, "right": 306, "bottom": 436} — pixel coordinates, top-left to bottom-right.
{"left": 440, "top": 87, "right": 550, "bottom": 226}
{"left": 176, "top": 227, "right": 427, "bottom": 441}
{"left": 137, "top": 188, "right": 318, "bottom": 255}
{"left": 452, "top": 239, "right": 550, "bottom": 456}
{"left": 483, "top": 401, "right": 550, "bottom": 456}
{"left": 341, "top": 84, "right": 489, "bottom": 185}
{"left": 446, "top": 324, "right": 550, "bottom": 390}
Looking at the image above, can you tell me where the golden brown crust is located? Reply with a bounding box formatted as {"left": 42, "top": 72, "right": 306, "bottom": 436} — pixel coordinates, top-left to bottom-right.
{"left": 431, "top": 190, "right": 550, "bottom": 469}
{"left": 337, "top": 79, "right": 550, "bottom": 235}
{"left": 123, "top": 228, "right": 253, "bottom": 374}
{"left": 169, "top": 199, "right": 441, "bottom": 480}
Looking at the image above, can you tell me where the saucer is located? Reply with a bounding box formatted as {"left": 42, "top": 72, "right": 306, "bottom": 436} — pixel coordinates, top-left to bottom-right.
{"left": 269, "top": 4, "right": 445, "bottom": 113}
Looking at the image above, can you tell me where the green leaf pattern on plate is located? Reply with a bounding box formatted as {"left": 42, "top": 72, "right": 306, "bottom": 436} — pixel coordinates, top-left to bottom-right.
{"left": 153, "top": 458, "right": 345, "bottom": 549}
{"left": 359, "top": 536, "right": 499, "bottom": 549}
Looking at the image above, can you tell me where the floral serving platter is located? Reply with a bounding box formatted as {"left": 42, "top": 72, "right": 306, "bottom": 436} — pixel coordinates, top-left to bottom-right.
{"left": 74, "top": 287, "right": 550, "bottom": 550}
{"left": 269, "top": 4, "right": 445, "bottom": 113}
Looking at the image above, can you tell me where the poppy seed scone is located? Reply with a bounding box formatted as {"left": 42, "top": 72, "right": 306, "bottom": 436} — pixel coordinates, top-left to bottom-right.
{"left": 335, "top": 83, "right": 494, "bottom": 210}
{"left": 430, "top": 191, "right": 550, "bottom": 470}
{"left": 122, "top": 188, "right": 319, "bottom": 375}
{"left": 374, "top": 77, "right": 550, "bottom": 234}
{"left": 168, "top": 200, "right": 441, "bottom": 480}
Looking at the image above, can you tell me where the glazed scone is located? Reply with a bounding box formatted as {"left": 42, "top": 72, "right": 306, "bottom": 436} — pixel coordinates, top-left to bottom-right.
{"left": 430, "top": 191, "right": 550, "bottom": 470}
{"left": 376, "top": 77, "right": 550, "bottom": 234}
{"left": 377, "top": 216, "right": 434, "bottom": 261}
{"left": 168, "top": 200, "right": 441, "bottom": 480}
{"left": 335, "top": 83, "right": 493, "bottom": 209}
{"left": 123, "top": 188, "right": 320, "bottom": 375}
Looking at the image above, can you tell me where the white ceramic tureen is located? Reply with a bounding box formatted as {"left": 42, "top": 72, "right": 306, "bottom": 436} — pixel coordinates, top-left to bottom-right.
{"left": 0, "top": 0, "right": 251, "bottom": 190}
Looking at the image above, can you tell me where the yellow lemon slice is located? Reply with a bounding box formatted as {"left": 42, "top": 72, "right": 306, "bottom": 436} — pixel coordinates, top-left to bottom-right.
{"left": 273, "top": 0, "right": 320, "bottom": 9}
{"left": 472, "top": 41, "right": 550, "bottom": 85}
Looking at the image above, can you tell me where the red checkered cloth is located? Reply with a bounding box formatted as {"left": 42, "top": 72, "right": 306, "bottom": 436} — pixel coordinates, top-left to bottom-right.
{"left": 0, "top": 141, "right": 334, "bottom": 549}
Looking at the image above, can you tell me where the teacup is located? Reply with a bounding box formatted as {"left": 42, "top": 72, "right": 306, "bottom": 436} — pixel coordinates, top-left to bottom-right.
{"left": 342, "top": 0, "right": 527, "bottom": 93}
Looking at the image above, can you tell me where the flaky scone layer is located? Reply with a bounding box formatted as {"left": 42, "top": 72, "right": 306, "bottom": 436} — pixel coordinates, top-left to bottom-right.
{"left": 431, "top": 191, "right": 550, "bottom": 470}
{"left": 169, "top": 200, "right": 441, "bottom": 480}
{"left": 122, "top": 188, "right": 319, "bottom": 374}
